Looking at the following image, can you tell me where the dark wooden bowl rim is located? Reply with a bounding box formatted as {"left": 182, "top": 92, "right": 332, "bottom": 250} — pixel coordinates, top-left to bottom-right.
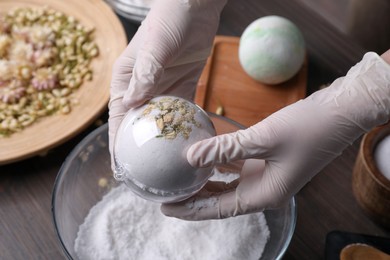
{"left": 361, "top": 123, "right": 390, "bottom": 191}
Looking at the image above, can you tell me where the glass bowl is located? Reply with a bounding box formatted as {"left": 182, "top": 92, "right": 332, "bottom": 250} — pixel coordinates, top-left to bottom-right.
{"left": 52, "top": 114, "right": 297, "bottom": 259}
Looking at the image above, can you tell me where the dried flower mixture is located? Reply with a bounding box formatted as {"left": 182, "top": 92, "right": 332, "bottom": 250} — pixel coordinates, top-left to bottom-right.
{"left": 0, "top": 6, "right": 99, "bottom": 137}
{"left": 139, "top": 97, "right": 201, "bottom": 140}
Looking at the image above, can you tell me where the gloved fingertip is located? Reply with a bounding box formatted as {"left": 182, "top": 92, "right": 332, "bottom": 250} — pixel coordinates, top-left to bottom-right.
{"left": 122, "top": 89, "right": 150, "bottom": 109}
{"left": 160, "top": 203, "right": 195, "bottom": 220}
{"left": 186, "top": 142, "right": 212, "bottom": 168}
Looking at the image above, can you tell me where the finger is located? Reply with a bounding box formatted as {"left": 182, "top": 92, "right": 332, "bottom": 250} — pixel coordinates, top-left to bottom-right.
{"left": 161, "top": 186, "right": 262, "bottom": 220}
{"left": 217, "top": 159, "right": 267, "bottom": 217}
{"left": 160, "top": 178, "right": 237, "bottom": 221}
{"left": 236, "top": 163, "right": 294, "bottom": 210}
{"left": 161, "top": 188, "right": 236, "bottom": 220}
{"left": 162, "top": 160, "right": 270, "bottom": 220}
{"left": 203, "top": 179, "right": 239, "bottom": 193}
{"left": 110, "top": 24, "right": 142, "bottom": 94}
{"left": 187, "top": 122, "right": 277, "bottom": 168}
{"left": 122, "top": 0, "right": 220, "bottom": 108}
{"left": 213, "top": 160, "right": 245, "bottom": 174}
{"left": 123, "top": 56, "right": 210, "bottom": 108}
{"left": 122, "top": 49, "right": 165, "bottom": 108}
{"left": 122, "top": 3, "right": 188, "bottom": 108}
{"left": 121, "top": 44, "right": 210, "bottom": 108}
{"left": 161, "top": 196, "right": 221, "bottom": 221}
{"left": 140, "top": 60, "right": 205, "bottom": 102}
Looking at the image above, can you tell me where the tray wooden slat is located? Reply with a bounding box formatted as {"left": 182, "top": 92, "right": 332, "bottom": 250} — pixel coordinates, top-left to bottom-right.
{"left": 195, "top": 36, "right": 307, "bottom": 127}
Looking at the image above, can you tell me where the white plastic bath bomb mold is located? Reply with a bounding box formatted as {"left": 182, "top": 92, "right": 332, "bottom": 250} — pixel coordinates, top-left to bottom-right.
{"left": 239, "top": 15, "right": 305, "bottom": 85}
{"left": 113, "top": 96, "right": 216, "bottom": 203}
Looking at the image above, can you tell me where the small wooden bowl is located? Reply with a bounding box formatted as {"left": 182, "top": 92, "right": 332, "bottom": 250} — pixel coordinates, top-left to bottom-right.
{"left": 352, "top": 123, "right": 390, "bottom": 229}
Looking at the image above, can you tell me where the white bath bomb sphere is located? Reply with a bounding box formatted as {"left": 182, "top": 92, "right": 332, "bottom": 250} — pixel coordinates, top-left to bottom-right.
{"left": 113, "top": 96, "right": 216, "bottom": 203}
{"left": 239, "top": 15, "right": 305, "bottom": 84}
{"left": 374, "top": 135, "right": 390, "bottom": 181}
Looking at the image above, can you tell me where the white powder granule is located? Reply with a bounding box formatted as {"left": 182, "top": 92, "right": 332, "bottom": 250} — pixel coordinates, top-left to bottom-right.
{"left": 75, "top": 184, "right": 270, "bottom": 260}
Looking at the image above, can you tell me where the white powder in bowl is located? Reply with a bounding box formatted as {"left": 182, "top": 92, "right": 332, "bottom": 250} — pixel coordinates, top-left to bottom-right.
{"left": 74, "top": 184, "right": 270, "bottom": 260}
{"left": 374, "top": 134, "right": 390, "bottom": 181}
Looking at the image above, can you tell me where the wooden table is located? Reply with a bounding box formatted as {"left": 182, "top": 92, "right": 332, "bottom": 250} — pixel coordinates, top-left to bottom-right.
{"left": 1, "top": 0, "right": 389, "bottom": 259}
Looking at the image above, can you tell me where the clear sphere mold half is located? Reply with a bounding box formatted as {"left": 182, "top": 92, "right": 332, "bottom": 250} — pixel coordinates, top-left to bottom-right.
{"left": 113, "top": 96, "right": 216, "bottom": 203}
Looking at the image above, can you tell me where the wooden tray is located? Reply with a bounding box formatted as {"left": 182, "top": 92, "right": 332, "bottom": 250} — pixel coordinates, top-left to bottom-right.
{"left": 195, "top": 36, "right": 307, "bottom": 127}
{"left": 0, "top": 0, "right": 127, "bottom": 165}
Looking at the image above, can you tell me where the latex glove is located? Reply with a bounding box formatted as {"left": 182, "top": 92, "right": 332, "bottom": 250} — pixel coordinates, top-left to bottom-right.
{"left": 161, "top": 52, "right": 390, "bottom": 220}
{"left": 108, "top": 0, "right": 227, "bottom": 164}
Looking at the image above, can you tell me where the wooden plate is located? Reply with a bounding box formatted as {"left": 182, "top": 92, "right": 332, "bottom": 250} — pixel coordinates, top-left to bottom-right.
{"left": 195, "top": 36, "right": 307, "bottom": 127}
{"left": 0, "top": 0, "right": 127, "bottom": 165}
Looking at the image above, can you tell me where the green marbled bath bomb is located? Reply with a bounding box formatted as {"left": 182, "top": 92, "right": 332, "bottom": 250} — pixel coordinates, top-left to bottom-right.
{"left": 239, "top": 16, "right": 305, "bottom": 85}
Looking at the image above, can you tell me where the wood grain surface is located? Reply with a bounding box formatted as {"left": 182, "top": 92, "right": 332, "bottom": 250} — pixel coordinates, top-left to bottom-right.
{"left": 0, "top": 0, "right": 127, "bottom": 165}
{"left": 1, "top": 0, "right": 390, "bottom": 259}
{"left": 195, "top": 36, "right": 307, "bottom": 127}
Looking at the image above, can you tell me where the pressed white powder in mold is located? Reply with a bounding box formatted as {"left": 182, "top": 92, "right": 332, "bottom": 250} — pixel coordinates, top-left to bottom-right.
{"left": 113, "top": 96, "right": 216, "bottom": 203}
